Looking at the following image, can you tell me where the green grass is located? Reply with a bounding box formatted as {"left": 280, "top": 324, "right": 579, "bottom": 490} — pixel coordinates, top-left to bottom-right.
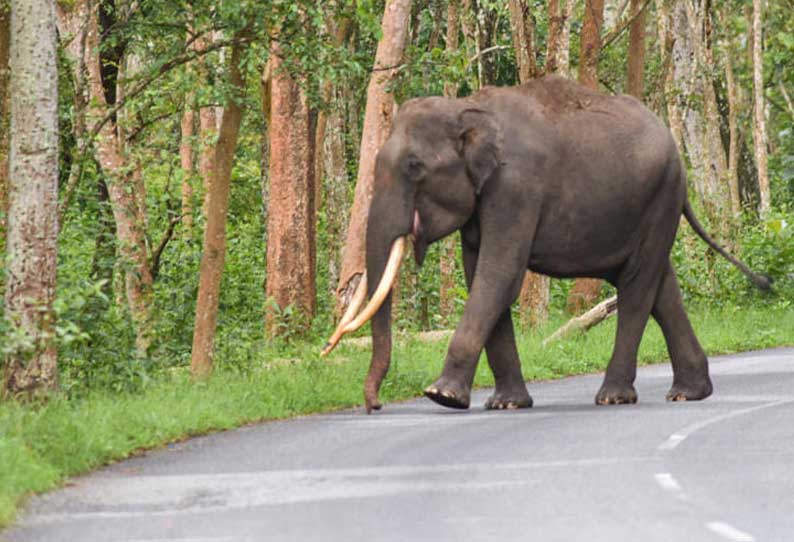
{"left": 1, "top": 302, "right": 793, "bottom": 528}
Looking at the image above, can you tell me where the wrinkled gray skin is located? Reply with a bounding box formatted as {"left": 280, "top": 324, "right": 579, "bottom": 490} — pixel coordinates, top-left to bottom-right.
{"left": 363, "top": 76, "right": 770, "bottom": 413}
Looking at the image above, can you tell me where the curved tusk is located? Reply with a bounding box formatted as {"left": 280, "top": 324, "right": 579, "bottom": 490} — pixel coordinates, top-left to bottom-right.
{"left": 342, "top": 236, "right": 406, "bottom": 334}
{"left": 320, "top": 273, "right": 368, "bottom": 357}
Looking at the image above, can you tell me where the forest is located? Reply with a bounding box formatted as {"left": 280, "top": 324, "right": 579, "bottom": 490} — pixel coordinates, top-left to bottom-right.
{"left": 0, "top": 0, "right": 793, "bottom": 524}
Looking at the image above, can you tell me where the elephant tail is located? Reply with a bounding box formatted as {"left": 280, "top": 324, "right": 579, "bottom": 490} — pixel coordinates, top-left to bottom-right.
{"left": 683, "top": 200, "right": 773, "bottom": 291}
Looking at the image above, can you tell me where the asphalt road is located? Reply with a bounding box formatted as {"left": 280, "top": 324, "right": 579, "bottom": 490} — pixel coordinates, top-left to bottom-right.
{"left": 5, "top": 348, "right": 794, "bottom": 542}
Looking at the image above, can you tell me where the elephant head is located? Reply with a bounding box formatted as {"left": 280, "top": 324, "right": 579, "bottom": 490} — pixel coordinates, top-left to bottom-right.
{"left": 321, "top": 96, "right": 503, "bottom": 411}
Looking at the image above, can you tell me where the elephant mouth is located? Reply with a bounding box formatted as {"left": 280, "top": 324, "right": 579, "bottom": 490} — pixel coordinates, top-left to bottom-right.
{"left": 411, "top": 209, "right": 428, "bottom": 267}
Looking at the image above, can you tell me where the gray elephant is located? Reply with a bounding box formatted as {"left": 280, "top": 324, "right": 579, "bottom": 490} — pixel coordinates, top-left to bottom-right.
{"left": 323, "top": 75, "right": 770, "bottom": 413}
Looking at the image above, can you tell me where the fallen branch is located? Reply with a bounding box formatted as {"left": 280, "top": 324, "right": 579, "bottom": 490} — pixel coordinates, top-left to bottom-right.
{"left": 543, "top": 295, "right": 617, "bottom": 346}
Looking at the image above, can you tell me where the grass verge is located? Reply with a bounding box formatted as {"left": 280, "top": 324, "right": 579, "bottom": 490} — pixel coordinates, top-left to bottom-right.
{"left": 1, "top": 302, "right": 793, "bottom": 528}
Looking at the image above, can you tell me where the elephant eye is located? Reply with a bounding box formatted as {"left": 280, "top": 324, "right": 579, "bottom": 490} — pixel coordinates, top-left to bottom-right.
{"left": 402, "top": 155, "right": 425, "bottom": 182}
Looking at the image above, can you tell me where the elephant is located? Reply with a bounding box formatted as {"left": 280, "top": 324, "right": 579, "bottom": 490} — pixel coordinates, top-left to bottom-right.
{"left": 322, "top": 75, "right": 771, "bottom": 413}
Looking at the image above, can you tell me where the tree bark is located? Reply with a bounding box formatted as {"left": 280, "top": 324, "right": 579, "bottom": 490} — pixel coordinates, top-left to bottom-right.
{"left": 196, "top": 33, "right": 218, "bottom": 219}
{"left": 180, "top": 88, "right": 196, "bottom": 236}
{"left": 579, "top": 0, "right": 605, "bottom": 89}
{"left": 58, "top": 0, "right": 154, "bottom": 355}
{"left": 336, "top": 0, "right": 412, "bottom": 314}
{"left": 508, "top": 0, "right": 537, "bottom": 82}
{"left": 656, "top": 0, "right": 684, "bottom": 153}
{"left": 0, "top": 1, "right": 9, "bottom": 265}
{"left": 671, "top": 0, "right": 729, "bottom": 238}
{"left": 544, "top": 296, "right": 617, "bottom": 346}
{"left": 558, "top": 0, "right": 575, "bottom": 75}
{"left": 723, "top": 37, "right": 741, "bottom": 218}
{"left": 314, "top": 16, "right": 353, "bottom": 303}
{"left": 439, "top": 0, "right": 460, "bottom": 324}
{"left": 510, "top": 0, "right": 550, "bottom": 328}
{"left": 751, "top": 0, "right": 770, "bottom": 216}
{"left": 190, "top": 42, "right": 245, "bottom": 377}
{"left": 569, "top": 0, "right": 606, "bottom": 313}
{"left": 546, "top": 0, "right": 562, "bottom": 75}
{"left": 3, "top": 0, "right": 59, "bottom": 397}
{"left": 265, "top": 44, "right": 317, "bottom": 338}
{"left": 627, "top": 0, "right": 646, "bottom": 98}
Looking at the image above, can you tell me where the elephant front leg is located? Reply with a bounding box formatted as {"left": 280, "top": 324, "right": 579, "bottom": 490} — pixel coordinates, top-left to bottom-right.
{"left": 460, "top": 237, "right": 532, "bottom": 410}
{"left": 425, "top": 233, "right": 530, "bottom": 410}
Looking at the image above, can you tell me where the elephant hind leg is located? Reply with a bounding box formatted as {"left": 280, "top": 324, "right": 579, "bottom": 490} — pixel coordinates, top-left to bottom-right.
{"left": 651, "top": 260, "right": 713, "bottom": 401}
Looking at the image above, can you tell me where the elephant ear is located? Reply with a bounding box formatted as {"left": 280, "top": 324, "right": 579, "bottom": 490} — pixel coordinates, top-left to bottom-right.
{"left": 459, "top": 108, "right": 502, "bottom": 195}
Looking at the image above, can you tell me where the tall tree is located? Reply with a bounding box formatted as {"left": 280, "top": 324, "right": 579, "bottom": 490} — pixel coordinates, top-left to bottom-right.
{"left": 439, "top": 0, "right": 460, "bottom": 324}
{"left": 546, "top": 0, "right": 575, "bottom": 75}
{"left": 265, "top": 43, "right": 317, "bottom": 338}
{"left": 579, "top": 0, "right": 605, "bottom": 88}
{"left": 196, "top": 33, "right": 218, "bottom": 218}
{"left": 568, "top": 0, "right": 606, "bottom": 314}
{"left": 180, "top": 27, "right": 197, "bottom": 237}
{"left": 669, "top": 0, "right": 730, "bottom": 233}
{"left": 752, "top": 0, "right": 770, "bottom": 216}
{"left": 190, "top": 42, "right": 245, "bottom": 377}
{"left": 58, "top": 0, "right": 155, "bottom": 355}
{"left": 336, "top": 0, "right": 412, "bottom": 313}
{"left": 315, "top": 14, "right": 354, "bottom": 302}
{"left": 0, "top": 1, "right": 9, "bottom": 257}
{"left": 627, "top": 0, "right": 646, "bottom": 98}
{"left": 508, "top": 0, "right": 537, "bottom": 82}
{"left": 180, "top": 95, "right": 196, "bottom": 236}
{"left": 510, "top": 0, "right": 550, "bottom": 328}
{"left": 3, "top": 0, "right": 59, "bottom": 397}
{"left": 722, "top": 30, "right": 741, "bottom": 218}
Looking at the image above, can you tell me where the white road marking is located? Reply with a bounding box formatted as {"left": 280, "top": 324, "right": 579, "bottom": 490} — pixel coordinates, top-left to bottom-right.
{"left": 658, "top": 399, "right": 793, "bottom": 451}
{"left": 706, "top": 521, "right": 756, "bottom": 541}
{"left": 653, "top": 472, "right": 681, "bottom": 492}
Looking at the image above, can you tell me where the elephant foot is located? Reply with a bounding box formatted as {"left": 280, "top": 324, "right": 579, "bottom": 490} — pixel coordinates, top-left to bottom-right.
{"left": 595, "top": 381, "right": 638, "bottom": 405}
{"left": 424, "top": 376, "right": 471, "bottom": 409}
{"left": 666, "top": 377, "right": 713, "bottom": 402}
{"left": 485, "top": 384, "right": 533, "bottom": 410}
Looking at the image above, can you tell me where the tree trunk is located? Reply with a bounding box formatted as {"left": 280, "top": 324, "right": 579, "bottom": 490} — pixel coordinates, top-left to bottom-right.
{"left": 314, "top": 16, "right": 353, "bottom": 303}
{"left": 196, "top": 33, "right": 218, "bottom": 219}
{"left": 439, "top": 0, "right": 460, "bottom": 324}
{"left": 627, "top": 0, "right": 646, "bottom": 98}
{"left": 510, "top": 0, "right": 550, "bottom": 328}
{"left": 3, "top": 0, "right": 59, "bottom": 397}
{"left": 546, "top": 0, "right": 562, "bottom": 74}
{"left": 751, "top": 0, "right": 770, "bottom": 216}
{"left": 336, "top": 0, "right": 411, "bottom": 314}
{"left": 569, "top": 0, "right": 605, "bottom": 313}
{"left": 58, "top": 0, "right": 154, "bottom": 355}
{"left": 656, "top": 0, "right": 684, "bottom": 154}
{"left": 180, "top": 94, "right": 195, "bottom": 237}
{"left": 321, "top": 91, "right": 350, "bottom": 300}
{"left": 0, "top": 2, "right": 9, "bottom": 267}
{"left": 558, "top": 0, "right": 575, "bottom": 75}
{"left": 190, "top": 42, "right": 245, "bottom": 377}
{"left": 265, "top": 44, "right": 317, "bottom": 338}
{"left": 671, "top": 0, "right": 729, "bottom": 238}
{"left": 723, "top": 35, "right": 741, "bottom": 218}
{"left": 508, "top": 0, "right": 537, "bottom": 82}
{"left": 579, "top": 0, "right": 605, "bottom": 89}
